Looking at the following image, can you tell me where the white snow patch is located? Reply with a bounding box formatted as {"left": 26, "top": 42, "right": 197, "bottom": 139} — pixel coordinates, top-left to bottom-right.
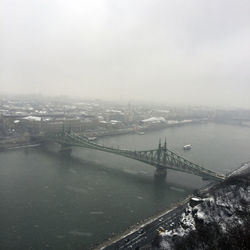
{"left": 196, "top": 210, "right": 206, "bottom": 220}
{"left": 23, "top": 116, "right": 41, "bottom": 121}
{"left": 142, "top": 117, "right": 166, "bottom": 123}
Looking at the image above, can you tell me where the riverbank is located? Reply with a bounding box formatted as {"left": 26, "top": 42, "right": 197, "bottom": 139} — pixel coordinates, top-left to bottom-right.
{"left": 94, "top": 181, "right": 215, "bottom": 249}
{"left": 5, "top": 143, "right": 41, "bottom": 150}
{"left": 81, "top": 119, "right": 249, "bottom": 140}
{"left": 95, "top": 197, "right": 192, "bottom": 250}
{"left": 0, "top": 135, "right": 41, "bottom": 151}
{"left": 83, "top": 119, "right": 208, "bottom": 138}
{"left": 98, "top": 162, "right": 250, "bottom": 250}
{"left": 1, "top": 119, "right": 244, "bottom": 148}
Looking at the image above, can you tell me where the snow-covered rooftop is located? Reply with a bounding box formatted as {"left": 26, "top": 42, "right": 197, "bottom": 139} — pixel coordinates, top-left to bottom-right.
{"left": 142, "top": 117, "right": 166, "bottom": 123}
{"left": 23, "top": 116, "right": 41, "bottom": 121}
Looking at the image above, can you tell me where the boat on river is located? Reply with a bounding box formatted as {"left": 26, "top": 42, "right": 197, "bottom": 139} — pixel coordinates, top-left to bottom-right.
{"left": 183, "top": 144, "right": 192, "bottom": 150}
{"left": 137, "top": 132, "right": 145, "bottom": 135}
{"left": 88, "top": 137, "right": 97, "bottom": 141}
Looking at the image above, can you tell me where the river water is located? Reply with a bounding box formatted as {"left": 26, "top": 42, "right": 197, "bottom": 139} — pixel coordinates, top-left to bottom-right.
{"left": 0, "top": 123, "right": 250, "bottom": 250}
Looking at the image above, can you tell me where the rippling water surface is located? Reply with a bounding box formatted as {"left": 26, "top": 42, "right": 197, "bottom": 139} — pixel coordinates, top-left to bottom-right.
{"left": 0, "top": 123, "right": 250, "bottom": 249}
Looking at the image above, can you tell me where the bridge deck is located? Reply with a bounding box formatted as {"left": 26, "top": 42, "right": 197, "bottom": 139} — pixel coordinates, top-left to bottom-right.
{"left": 46, "top": 131, "right": 225, "bottom": 181}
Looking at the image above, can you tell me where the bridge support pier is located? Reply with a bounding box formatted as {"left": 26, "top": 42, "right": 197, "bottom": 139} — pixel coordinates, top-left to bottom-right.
{"left": 154, "top": 166, "right": 167, "bottom": 181}
{"left": 59, "top": 144, "right": 72, "bottom": 156}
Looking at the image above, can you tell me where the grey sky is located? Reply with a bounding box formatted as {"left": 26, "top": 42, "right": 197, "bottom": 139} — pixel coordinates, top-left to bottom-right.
{"left": 1, "top": 0, "right": 250, "bottom": 107}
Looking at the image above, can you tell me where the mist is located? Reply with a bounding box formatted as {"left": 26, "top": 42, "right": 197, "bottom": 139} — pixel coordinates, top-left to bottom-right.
{"left": 1, "top": 0, "right": 250, "bottom": 108}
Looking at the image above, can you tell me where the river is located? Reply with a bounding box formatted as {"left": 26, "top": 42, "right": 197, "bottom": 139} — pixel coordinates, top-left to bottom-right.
{"left": 0, "top": 122, "right": 250, "bottom": 250}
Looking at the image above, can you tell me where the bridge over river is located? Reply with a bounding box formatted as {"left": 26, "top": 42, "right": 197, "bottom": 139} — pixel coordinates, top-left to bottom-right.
{"left": 45, "top": 130, "right": 225, "bottom": 181}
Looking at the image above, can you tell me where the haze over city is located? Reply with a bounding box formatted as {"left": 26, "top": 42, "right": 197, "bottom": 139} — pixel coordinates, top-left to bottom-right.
{"left": 1, "top": 2, "right": 250, "bottom": 249}
{"left": 1, "top": 0, "right": 250, "bottom": 107}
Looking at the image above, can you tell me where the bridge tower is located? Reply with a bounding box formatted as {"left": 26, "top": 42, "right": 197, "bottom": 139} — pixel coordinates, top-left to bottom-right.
{"left": 58, "top": 125, "right": 73, "bottom": 156}
{"left": 154, "top": 138, "right": 167, "bottom": 181}
{"left": 59, "top": 143, "right": 72, "bottom": 156}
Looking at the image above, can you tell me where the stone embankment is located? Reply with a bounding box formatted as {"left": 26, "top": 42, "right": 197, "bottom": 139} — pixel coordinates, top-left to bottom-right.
{"left": 0, "top": 136, "right": 40, "bottom": 150}
{"left": 98, "top": 162, "right": 250, "bottom": 250}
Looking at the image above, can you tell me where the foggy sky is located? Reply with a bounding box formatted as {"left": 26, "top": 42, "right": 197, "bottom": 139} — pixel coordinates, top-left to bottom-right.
{"left": 1, "top": 0, "right": 250, "bottom": 108}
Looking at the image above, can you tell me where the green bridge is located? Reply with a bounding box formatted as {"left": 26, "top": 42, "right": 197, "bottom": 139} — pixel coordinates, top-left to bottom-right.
{"left": 46, "top": 130, "right": 225, "bottom": 181}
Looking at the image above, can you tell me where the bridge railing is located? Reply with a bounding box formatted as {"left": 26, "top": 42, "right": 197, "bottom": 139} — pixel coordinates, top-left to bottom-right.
{"left": 48, "top": 131, "right": 225, "bottom": 180}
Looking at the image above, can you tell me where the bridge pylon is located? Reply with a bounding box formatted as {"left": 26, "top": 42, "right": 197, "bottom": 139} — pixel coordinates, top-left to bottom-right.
{"left": 59, "top": 143, "right": 72, "bottom": 156}
{"left": 154, "top": 166, "right": 167, "bottom": 181}
{"left": 154, "top": 138, "right": 167, "bottom": 181}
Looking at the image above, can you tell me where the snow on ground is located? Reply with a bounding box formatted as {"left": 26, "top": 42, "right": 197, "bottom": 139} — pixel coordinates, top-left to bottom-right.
{"left": 159, "top": 170, "right": 250, "bottom": 249}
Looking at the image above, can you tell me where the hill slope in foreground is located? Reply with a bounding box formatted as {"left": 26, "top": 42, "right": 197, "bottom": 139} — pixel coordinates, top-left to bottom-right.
{"left": 152, "top": 163, "right": 250, "bottom": 250}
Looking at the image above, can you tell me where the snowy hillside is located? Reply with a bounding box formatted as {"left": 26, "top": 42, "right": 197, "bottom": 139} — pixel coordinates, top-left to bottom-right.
{"left": 155, "top": 163, "right": 250, "bottom": 250}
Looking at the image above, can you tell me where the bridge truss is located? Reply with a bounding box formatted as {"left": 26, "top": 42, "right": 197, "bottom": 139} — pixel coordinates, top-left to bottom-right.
{"left": 46, "top": 131, "right": 225, "bottom": 181}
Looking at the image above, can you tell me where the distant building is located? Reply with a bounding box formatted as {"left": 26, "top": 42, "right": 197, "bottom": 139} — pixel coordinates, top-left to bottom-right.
{"left": 141, "top": 117, "right": 166, "bottom": 124}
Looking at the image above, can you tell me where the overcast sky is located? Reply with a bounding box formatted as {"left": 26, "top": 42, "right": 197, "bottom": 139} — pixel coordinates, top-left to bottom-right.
{"left": 1, "top": 0, "right": 250, "bottom": 107}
